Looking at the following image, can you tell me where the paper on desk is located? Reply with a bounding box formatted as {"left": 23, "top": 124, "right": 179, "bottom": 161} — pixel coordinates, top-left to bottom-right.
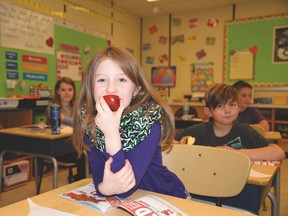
{"left": 27, "top": 198, "right": 77, "bottom": 216}
{"left": 249, "top": 168, "right": 272, "bottom": 178}
{"left": 61, "top": 126, "right": 73, "bottom": 133}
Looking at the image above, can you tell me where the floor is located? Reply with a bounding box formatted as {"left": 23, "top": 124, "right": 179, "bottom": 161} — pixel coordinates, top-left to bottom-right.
{"left": 0, "top": 159, "right": 287, "bottom": 216}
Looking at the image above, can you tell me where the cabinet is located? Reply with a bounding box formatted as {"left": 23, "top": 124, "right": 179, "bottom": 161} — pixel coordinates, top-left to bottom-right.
{"left": 252, "top": 104, "right": 288, "bottom": 139}
{"left": 0, "top": 109, "right": 33, "bottom": 128}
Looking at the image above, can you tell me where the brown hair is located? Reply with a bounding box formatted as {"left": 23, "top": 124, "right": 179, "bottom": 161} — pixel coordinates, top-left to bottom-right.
{"left": 73, "top": 47, "right": 175, "bottom": 155}
{"left": 232, "top": 80, "right": 252, "bottom": 90}
{"left": 205, "top": 83, "right": 238, "bottom": 109}
{"left": 53, "top": 77, "right": 76, "bottom": 108}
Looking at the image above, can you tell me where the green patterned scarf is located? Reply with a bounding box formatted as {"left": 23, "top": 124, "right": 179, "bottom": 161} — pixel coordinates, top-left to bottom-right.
{"left": 82, "top": 101, "right": 163, "bottom": 152}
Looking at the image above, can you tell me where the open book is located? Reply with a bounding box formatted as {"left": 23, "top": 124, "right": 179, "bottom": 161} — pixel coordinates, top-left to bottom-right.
{"left": 59, "top": 183, "right": 187, "bottom": 216}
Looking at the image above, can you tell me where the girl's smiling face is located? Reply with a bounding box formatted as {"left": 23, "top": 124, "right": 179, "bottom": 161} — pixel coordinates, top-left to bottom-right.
{"left": 93, "top": 59, "right": 140, "bottom": 109}
{"left": 56, "top": 82, "right": 74, "bottom": 106}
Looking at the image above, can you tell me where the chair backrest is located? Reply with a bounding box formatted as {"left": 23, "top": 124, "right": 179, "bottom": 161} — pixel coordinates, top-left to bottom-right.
{"left": 174, "top": 106, "right": 198, "bottom": 118}
{"left": 250, "top": 125, "right": 265, "bottom": 136}
{"left": 162, "top": 144, "right": 251, "bottom": 198}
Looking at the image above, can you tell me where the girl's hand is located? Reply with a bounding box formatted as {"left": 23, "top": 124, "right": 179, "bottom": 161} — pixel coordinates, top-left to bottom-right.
{"left": 95, "top": 96, "right": 124, "bottom": 135}
{"left": 98, "top": 157, "right": 136, "bottom": 196}
{"left": 60, "top": 113, "right": 65, "bottom": 122}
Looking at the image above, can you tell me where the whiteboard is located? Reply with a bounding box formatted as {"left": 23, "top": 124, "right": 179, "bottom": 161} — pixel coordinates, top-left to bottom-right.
{"left": 0, "top": 2, "right": 54, "bottom": 54}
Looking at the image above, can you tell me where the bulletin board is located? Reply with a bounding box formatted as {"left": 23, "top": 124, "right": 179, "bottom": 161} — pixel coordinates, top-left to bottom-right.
{"left": 223, "top": 14, "right": 288, "bottom": 87}
{"left": 0, "top": 2, "right": 108, "bottom": 97}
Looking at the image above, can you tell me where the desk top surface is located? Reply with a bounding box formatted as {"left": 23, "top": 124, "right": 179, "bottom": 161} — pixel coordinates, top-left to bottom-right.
{"left": 0, "top": 178, "right": 255, "bottom": 216}
{"left": 0, "top": 126, "right": 72, "bottom": 139}
{"left": 265, "top": 131, "right": 282, "bottom": 140}
{"left": 248, "top": 163, "right": 279, "bottom": 186}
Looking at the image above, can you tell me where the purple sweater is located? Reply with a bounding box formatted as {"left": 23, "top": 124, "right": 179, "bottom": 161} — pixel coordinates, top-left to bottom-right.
{"left": 85, "top": 121, "right": 186, "bottom": 198}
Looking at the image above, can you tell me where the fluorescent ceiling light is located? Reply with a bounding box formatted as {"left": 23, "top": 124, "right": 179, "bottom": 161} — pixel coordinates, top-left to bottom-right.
{"left": 146, "top": 0, "right": 159, "bottom": 2}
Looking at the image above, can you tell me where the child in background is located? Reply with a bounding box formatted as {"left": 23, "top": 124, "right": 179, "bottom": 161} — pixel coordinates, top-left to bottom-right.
{"left": 233, "top": 80, "right": 270, "bottom": 131}
{"left": 51, "top": 77, "right": 76, "bottom": 127}
{"left": 48, "top": 77, "right": 86, "bottom": 182}
{"left": 174, "top": 83, "right": 285, "bottom": 213}
{"left": 72, "top": 47, "right": 188, "bottom": 199}
{"left": 175, "top": 83, "right": 284, "bottom": 160}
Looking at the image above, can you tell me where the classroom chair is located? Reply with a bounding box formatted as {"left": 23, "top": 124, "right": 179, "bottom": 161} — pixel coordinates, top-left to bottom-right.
{"left": 162, "top": 144, "right": 252, "bottom": 213}
{"left": 35, "top": 150, "right": 89, "bottom": 194}
{"left": 174, "top": 106, "right": 198, "bottom": 118}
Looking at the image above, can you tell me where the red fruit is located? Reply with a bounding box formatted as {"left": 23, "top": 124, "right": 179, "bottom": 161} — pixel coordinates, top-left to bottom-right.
{"left": 46, "top": 37, "right": 54, "bottom": 47}
{"left": 103, "top": 95, "right": 120, "bottom": 111}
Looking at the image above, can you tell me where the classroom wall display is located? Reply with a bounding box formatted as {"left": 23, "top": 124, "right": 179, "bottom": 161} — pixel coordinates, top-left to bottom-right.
{"left": 0, "top": 2, "right": 108, "bottom": 97}
{"left": 0, "top": 1, "right": 54, "bottom": 55}
{"left": 229, "top": 50, "right": 255, "bottom": 80}
{"left": 223, "top": 14, "right": 288, "bottom": 86}
{"left": 273, "top": 26, "right": 288, "bottom": 63}
{"left": 151, "top": 66, "right": 176, "bottom": 87}
{"left": 191, "top": 62, "right": 214, "bottom": 92}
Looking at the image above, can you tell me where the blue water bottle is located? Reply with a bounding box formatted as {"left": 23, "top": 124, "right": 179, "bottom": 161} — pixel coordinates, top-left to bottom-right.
{"left": 50, "top": 104, "right": 61, "bottom": 134}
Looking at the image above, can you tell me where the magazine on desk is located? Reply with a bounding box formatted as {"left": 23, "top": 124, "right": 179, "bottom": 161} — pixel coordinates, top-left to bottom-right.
{"left": 59, "top": 183, "right": 187, "bottom": 216}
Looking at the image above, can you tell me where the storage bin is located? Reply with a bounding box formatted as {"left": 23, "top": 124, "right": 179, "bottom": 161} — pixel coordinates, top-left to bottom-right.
{"left": 0, "top": 98, "right": 20, "bottom": 109}
{"left": 2, "top": 160, "right": 30, "bottom": 191}
{"left": 274, "top": 96, "right": 288, "bottom": 105}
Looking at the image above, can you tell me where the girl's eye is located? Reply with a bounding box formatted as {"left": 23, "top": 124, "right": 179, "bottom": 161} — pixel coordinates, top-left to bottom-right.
{"left": 96, "top": 79, "right": 106, "bottom": 83}
{"left": 118, "top": 78, "right": 127, "bottom": 82}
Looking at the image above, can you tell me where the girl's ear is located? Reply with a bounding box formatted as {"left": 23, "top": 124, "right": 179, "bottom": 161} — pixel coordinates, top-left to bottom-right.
{"left": 203, "top": 107, "right": 212, "bottom": 118}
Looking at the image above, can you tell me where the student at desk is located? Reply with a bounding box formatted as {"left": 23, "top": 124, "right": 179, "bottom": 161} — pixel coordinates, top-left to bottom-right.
{"left": 233, "top": 80, "right": 270, "bottom": 132}
{"left": 47, "top": 77, "right": 86, "bottom": 182}
{"left": 72, "top": 47, "right": 189, "bottom": 199}
{"left": 174, "top": 83, "right": 285, "bottom": 213}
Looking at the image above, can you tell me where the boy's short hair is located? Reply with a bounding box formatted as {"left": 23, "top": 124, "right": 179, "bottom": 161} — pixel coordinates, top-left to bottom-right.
{"left": 205, "top": 83, "right": 238, "bottom": 109}
{"left": 232, "top": 80, "right": 252, "bottom": 90}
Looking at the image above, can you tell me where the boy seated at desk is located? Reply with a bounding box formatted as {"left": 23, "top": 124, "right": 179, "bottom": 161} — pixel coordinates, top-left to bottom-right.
{"left": 233, "top": 80, "right": 270, "bottom": 132}
{"left": 174, "top": 83, "right": 285, "bottom": 213}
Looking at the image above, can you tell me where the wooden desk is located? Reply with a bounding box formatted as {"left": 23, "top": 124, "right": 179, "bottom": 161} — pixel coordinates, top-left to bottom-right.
{"left": 0, "top": 126, "right": 88, "bottom": 192}
{"left": 191, "top": 162, "right": 280, "bottom": 215}
{"left": 0, "top": 178, "right": 255, "bottom": 216}
{"left": 265, "top": 131, "right": 282, "bottom": 141}
{"left": 248, "top": 163, "right": 278, "bottom": 186}
{"left": 248, "top": 163, "right": 280, "bottom": 216}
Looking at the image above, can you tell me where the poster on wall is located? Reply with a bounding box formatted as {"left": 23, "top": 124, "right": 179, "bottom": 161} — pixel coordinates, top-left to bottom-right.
{"left": 0, "top": 2, "right": 54, "bottom": 55}
{"left": 56, "top": 50, "right": 82, "bottom": 81}
{"left": 273, "top": 26, "right": 288, "bottom": 63}
{"left": 191, "top": 62, "right": 214, "bottom": 92}
{"left": 229, "top": 50, "right": 254, "bottom": 80}
{"left": 151, "top": 66, "right": 176, "bottom": 87}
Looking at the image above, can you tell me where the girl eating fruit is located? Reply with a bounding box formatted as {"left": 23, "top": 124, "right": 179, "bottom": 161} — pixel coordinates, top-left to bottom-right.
{"left": 72, "top": 47, "right": 189, "bottom": 199}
